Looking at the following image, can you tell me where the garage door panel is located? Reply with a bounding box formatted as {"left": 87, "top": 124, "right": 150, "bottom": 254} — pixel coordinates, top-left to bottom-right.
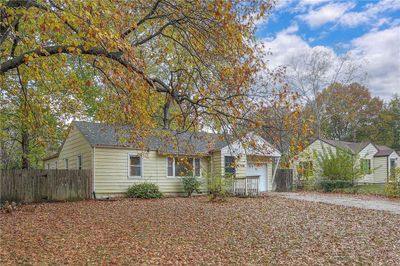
{"left": 247, "top": 163, "right": 268, "bottom": 192}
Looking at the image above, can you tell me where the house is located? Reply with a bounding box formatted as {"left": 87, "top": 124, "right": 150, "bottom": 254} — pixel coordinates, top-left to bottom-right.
{"left": 43, "top": 121, "right": 281, "bottom": 197}
{"left": 295, "top": 138, "right": 399, "bottom": 183}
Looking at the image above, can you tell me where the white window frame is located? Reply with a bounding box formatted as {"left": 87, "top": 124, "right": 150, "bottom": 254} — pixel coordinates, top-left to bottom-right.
{"left": 77, "top": 155, "right": 82, "bottom": 170}
{"left": 64, "top": 158, "right": 69, "bottom": 169}
{"left": 128, "top": 153, "right": 142, "bottom": 179}
{"left": 166, "top": 157, "right": 201, "bottom": 178}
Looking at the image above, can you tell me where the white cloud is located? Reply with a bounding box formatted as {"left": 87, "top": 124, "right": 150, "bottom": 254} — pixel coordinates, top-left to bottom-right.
{"left": 350, "top": 26, "right": 400, "bottom": 98}
{"left": 299, "top": 0, "right": 330, "bottom": 7}
{"left": 300, "top": 2, "right": 355, "bottom": 28}
{"left": 260, "top": 25, "right": 400, "bottom": 99}
{"left": 340, "top": 0, "right": 400, "bottom": 28}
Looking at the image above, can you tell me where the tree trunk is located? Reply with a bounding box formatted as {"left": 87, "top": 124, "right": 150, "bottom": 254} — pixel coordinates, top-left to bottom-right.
{"left": 21, "top": 129, "right": 30, "bottom": 169}
{"left": 162, "top": 97, "right": 171, "bottom": 129}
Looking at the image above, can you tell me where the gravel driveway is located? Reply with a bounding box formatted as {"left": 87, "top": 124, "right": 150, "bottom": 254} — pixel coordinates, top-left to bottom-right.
{"left": 279, "top": 192, "right": 400, "bottom": 215}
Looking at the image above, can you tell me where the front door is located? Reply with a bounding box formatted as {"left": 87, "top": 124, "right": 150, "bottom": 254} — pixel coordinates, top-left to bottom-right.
{"left": 247, "top": 163, "right": 268, "bottom": 192}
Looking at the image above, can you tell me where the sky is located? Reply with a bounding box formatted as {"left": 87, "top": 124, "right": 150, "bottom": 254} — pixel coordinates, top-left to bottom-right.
{"left": 256, "top": 0, "right": 400, "bottom": 100}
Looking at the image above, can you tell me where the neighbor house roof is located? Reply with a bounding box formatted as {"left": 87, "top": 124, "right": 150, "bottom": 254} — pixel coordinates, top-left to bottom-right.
{"left": 74, "top": 121, "right": 230, "bottom": 155}
{"left": 319, "top": 138, "right": 370, "bottom": 154}
{"left": 318, "top": 138, "right": 397, "bottom": 157}
{"left": 374, "top": 145, "right": 397, "bottom": 157}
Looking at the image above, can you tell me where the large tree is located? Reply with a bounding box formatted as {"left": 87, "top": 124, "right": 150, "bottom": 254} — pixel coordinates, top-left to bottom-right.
{"left": 317, "top": 83, "right": 383, "bottom": 141}
{"left": 1, "top": 0, "right": 275, "bottom": 168}
{"left": 357, "top": 94, "right": 400, "bottom": 149}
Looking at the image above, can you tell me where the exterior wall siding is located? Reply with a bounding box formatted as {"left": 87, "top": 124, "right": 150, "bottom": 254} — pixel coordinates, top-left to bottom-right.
{"left": 296, "top": 140, "right": 390, "bottom": 184}
{"left": 211, "top": 151, "right": 221, "bottom": 177}
{"left": 44, "top": 125, "right": 93, "bottom": 170}
{"left": 357, "top": 143, "right": 378, "bottom": 183}
{"left": 295, "top": 139, "right": 337, "bottom": 178}
{"left": 44, "top": 157, "right": 58, "bottom": 169}
{"left": 372, "top": 157, "right": 388, "bottom": 183}
{"left": 94, "top": 148, "right": 209, "bottom": 195}
{"left": 220, "top": 146, "right": 247, "bottom": 178}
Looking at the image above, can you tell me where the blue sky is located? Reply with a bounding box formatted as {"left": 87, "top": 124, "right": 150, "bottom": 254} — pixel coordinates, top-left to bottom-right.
{"left": 255, "top": 0, "right": 400, "bottom": 100}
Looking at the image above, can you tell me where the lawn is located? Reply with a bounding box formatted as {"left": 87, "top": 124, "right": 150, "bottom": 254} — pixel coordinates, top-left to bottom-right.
{"left": 1, "top": 196, "right": 399, "bottom": 265}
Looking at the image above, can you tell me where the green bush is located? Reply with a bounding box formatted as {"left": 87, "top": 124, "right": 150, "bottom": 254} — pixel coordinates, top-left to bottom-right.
{"left": 206, "top": 173, "right": 233, "bottom": 201}
{"left": 385, "top": 167, "right": 400, "bottom": 197}
{"left": 127, "top": 183, "right": 163, "bottom": 199}
{"left": 317, "top": 180, "right": 353, "bottom": 192}
{"left": 315, "top": 147, "right": 363, "bottom": 182}
{"left": 182, "top": 176, "right": 202, "bottom": 197}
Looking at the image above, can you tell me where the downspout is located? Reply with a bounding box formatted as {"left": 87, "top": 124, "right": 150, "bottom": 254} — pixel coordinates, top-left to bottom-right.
{"left": 92, "top": 145, "right": 96, "bottom": 199}
{"left": 272, "top": 156, "right": 280, "bottom": 191}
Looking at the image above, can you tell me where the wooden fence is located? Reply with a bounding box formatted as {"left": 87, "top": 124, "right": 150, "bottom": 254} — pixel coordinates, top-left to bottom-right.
{"left": 0, "top": 169, "right": 92, "bottom": 203}
{"left": 275, "top": 169, "right": 294, "bottom": 192}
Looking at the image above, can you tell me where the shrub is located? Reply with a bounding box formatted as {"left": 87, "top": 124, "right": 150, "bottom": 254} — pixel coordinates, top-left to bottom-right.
{"left": 182, "top": 176, "right": 202, "bottom": 197}
{"left": 315, "top": 147, "right": 363, "bottom": 182}
{"left": 317, "top": 180, "right": 353, "bottom": 192}
{"left": 127, "top": 183, "right": 163, "bottom": 199}
{"left": 385, "top": 167, "right": 400, "bottom": 197}
{"left": 206, "top": 174, "right": 234, "bottom": 201}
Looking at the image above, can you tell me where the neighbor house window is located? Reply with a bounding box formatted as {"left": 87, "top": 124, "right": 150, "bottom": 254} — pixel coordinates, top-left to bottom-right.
{"left": 360, "top": 159, "right": 371, "bottom": 175}
{"left": 167, "top": 157, "right": 201, "bottom": 177}
{"left": 64, "top": 158, "right": 69, "bottom": 169}
{"left": 47, "top": 163, "right": 50, "bottom": 169}
{"left": 128, "top": 155, "right": 142, "bottom": 178}
{"left": 390, "top": 158, "right": 396, "bottom": 178}
{"left": 77, "top": 155, "right": 82, "bottom": 170}
{"left": 224, "top": 156, "right": 236, "bottom": 176}
{"left": 55, "top": 162, "right": 58, "bottom": 169}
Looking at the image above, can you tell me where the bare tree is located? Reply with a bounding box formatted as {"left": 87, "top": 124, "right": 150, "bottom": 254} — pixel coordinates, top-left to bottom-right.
{"left": 286, "top": 48, "right": 365, "bottom": 138}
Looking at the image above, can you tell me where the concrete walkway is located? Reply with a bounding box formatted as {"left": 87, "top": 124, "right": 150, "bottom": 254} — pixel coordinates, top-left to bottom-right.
{"left": 278, "top": 192, "right": 400, "bottom": 215}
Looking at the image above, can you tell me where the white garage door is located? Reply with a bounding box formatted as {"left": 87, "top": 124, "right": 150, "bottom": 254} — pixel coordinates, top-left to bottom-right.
{"left": 246, "top": 163, "right": 268, "bottom": 192}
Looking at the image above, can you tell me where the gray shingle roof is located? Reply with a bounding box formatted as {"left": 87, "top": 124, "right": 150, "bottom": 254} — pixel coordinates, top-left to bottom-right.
{"left": 374, "top": 145, "right": 396, "bottom": 157}
{"left": 320, "top": 138, "right": 370, "bottom": 154}
{"left": 319, "top": 138, "right": 397, "bottom": 157}
{"left": 74, "top": 121, "right": 228, "bottom": 155}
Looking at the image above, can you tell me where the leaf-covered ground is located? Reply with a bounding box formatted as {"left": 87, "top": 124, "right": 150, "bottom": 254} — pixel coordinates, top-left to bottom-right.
{"left": 1, "top": 196, "right": 399, "bottom": 265}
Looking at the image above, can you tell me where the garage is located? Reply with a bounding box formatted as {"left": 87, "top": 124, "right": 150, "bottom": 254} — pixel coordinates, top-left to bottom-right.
{"left": 246, "top": 163, "right": 268, "bottom": 192}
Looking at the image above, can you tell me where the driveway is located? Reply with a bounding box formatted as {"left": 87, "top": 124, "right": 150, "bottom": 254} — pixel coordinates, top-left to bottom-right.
{"left": 278, "top": 192, "right": 400, "bottom": 215}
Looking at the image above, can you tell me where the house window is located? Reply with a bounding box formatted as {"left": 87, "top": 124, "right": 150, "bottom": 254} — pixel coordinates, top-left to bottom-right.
{"left": 194, "top": 158, "right": 200, "bottom": 177}
{"left": 360, "top": 159, "right": 371, "bottom": 175}
{"left": 298, "top": 161, "right": 313, "bottom": 179}
{"left": 47, "top": 163, "right": 50, "bottom": 169}
{"left": 128, "top": 155, "right": 142, "bottom": 178}
{"left": 55, "top": 161, "right": 58, "bottom": 169}
{"left": 167, "top": 157, "right": 174, "bottom": 176}
{"left": 64, "top": 158, "right": 69, "bottom": 169}
{"left": 167, "top": 157, "right": 201, "bottom": 177}
{"left": 390, "top": 158, "right": 397, "bottom": 178}
{"left": 175, "top": 157, "right": 193, "bottom": 177}
{"left": 77, "top": 155, "right": 82, "bottom": 170}
{"left": 224, "top": 156, "right": 236, "bottom": 176}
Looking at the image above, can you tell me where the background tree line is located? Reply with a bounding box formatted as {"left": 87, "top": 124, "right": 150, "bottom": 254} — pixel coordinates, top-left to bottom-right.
{"left": 1, "top": 1, "right": 397, "bottom": 170}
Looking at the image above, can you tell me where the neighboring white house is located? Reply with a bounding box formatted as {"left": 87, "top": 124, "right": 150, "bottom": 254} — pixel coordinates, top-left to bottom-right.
{"left": 295, "top": 138, "right": 399, "bottom": 183}
{"left": 43, "top": 121, "right": 281, "bottom": 197}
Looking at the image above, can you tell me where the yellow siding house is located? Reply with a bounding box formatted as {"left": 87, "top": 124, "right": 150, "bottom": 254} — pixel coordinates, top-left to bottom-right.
{"left": 43, "top": 121, "right": 281, "bottom": 197}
